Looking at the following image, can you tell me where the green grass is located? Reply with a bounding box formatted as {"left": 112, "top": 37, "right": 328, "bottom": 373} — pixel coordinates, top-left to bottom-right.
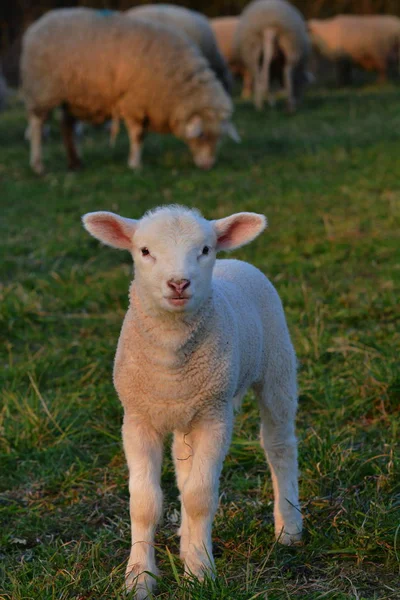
{"left": 1, "top": 85, "right": 399, "bottom": 599}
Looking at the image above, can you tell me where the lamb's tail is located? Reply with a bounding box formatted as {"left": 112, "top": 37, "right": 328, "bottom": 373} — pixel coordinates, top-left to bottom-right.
{"left": 254, "top": 27, "right": 277, "bottom": 111}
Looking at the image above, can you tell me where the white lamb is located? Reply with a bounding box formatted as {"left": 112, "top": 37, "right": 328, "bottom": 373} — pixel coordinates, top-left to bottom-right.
{"left": 82, "top": 205, "right": 302, "bottom": 599}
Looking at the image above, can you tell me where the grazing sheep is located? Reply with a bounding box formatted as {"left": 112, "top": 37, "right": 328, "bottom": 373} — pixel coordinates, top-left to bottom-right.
{"left": 21, "top": 8, "right": 239, "bottom": 174}
{"left": 308, "top": 15, "right": 400, "bottom": 84}
{"left": 234, "top": 0, "right": 310, "bottom": 112}
{"left": 82, "top": 205, "right": 302, "bottom": 599}
{"left": 211, "top": 16, "right": 253, "bottom": 98}
{"left": 126, "top": 4, "right": 233, "bottom": 93}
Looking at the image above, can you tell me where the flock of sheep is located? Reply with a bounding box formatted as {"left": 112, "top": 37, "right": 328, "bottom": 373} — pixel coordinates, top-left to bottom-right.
{"left": 6, "top": 0, "right": 398, "bottom": 174}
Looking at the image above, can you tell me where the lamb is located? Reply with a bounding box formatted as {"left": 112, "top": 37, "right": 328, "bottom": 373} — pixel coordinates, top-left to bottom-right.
{"left": 126, "top": 4, "right": 233, "bottom": 94}
{"left": 211, "top": 16, "right": 253, "bottom": 98}
{"left": 21, "top": 8, "right": 239, "bottom": 174}
{"left": 82, "top": 205, "right": 302, "bottom": 599}
{"left": 308, "top": 15, "right": 400, "bottom": 84}
{"left": 234, "top": 0, "right": 311, "bottom": 112}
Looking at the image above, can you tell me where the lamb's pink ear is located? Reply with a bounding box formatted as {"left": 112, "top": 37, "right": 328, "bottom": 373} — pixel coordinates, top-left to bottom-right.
{"left": 213, "top": 212, "right": 267, "bottom": 251}
{"left": 82, "top": 211, "right": 138, "bottom": 250}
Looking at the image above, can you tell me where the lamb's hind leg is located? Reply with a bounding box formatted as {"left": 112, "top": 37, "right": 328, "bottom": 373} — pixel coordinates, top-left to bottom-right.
{"left": 256, "top": 366, "right": 302, "bottom": 545}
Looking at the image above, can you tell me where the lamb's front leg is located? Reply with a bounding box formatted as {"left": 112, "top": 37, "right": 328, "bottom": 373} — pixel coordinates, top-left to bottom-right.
{"left": 181, "top": 415, "right": 233, "bottom": 579}
{"left": 122, "top": 415, "right": 163, "bottom": 599}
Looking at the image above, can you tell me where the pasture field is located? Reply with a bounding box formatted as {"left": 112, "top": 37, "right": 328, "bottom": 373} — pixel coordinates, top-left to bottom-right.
{"left": 1, "top": 87, "right": 399, "bottom": 600}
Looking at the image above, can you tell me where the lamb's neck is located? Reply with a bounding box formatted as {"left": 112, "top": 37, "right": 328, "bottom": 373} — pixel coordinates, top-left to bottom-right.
{"left": 129, "top": 284, "right": 214, "bottom": 360}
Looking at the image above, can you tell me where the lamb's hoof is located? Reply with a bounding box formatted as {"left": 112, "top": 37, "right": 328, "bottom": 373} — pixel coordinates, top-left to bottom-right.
{"left": 125, "top": 569, "right": 156, "bottom": 599}
{"left": 276, "top": 528, "right": 302, "bottom": 546}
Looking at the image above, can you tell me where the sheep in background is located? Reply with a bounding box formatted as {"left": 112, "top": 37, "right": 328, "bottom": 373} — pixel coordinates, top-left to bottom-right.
{"left": 234, "top": 0, "right": 311, "bottom": 112}
{"left": 211, "top": 16, "right": 253, "bottom": 99}
{"left": 308, "top": 15, "right": 400, "bottom": 85}
{"left": 21, "top": 8, "right": 239, "bottom": 174}
{"left": 82, "top": 205, "right": 302, "bottom": 599}
{"left": 126, "top": 4, "right": 233, "bottom": 94}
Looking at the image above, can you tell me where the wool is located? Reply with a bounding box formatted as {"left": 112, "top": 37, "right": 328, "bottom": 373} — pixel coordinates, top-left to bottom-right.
{"left": 234, "top": 0, "right": 310, "bottom": 111}
{"left": 21, "top": 8, "right": 235, "bottom": 173}
{"left": 126, "top": 4, "right": 232, "bottom": 93}
{"left": 83, "top": 205, "right": 302, "bottom": 598}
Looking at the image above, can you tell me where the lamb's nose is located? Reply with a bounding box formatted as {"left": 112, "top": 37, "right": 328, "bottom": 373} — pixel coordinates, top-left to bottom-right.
{"left": 167, "top": 279, "right": 191, "bottom": 294}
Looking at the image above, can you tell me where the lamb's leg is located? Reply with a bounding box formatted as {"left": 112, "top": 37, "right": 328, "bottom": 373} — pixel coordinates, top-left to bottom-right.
{"left": 28, "top": 112, "right": 45, "bottom": 174}
{"left": 61, "top": 107, "right": 82, "bottom": 171}
{"left": 283, "top": 63, "right": 296, "bottom": 113}
{"left": 172, "top": 431, "right": 193, "bottom": 560}
{"left": 125, "top": 119, "right": 144, "bottom": 169}
{"left": 123, "top": 415, "right": 163, "bottom": 599}
{"left": 257, "top": 379, "right": 302, "bottom": 545}
{"left": 181, "top": 416, "right": 232, "bottom": 579}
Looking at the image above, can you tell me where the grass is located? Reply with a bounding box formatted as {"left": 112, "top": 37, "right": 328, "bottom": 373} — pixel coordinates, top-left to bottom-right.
{"left": 0, "top": 84, "right": 399, "bottom": 600}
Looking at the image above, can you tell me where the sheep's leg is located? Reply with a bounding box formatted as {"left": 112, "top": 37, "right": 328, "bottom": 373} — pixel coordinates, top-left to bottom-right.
{"left": 28, "top": 113, "right": 45, "bottom": 174}
{"left": 181, "top": 416, "right": 232, "bottom": 579}
{"left": 284, "top": 63, "right": 296, "bottom": 113}
{"left": 123, "top": 415, "right": 163, "bottom": 599}
{"left": 125, "top": 119, "right": 144, "bottom": 169}
{"left": 241, "top": 69, "right": 253, "bottom": 100}
{"left": 257, "top": 382, "right": 302, "bottom": 545}
{"left": 61, "top": 107, "right": 82, "bottom": 171}
{"left": 254, "top": 28, "right": 276, "bottom": 110}
{"left": 173, "top": 431, "right": 194, "bottom": 560}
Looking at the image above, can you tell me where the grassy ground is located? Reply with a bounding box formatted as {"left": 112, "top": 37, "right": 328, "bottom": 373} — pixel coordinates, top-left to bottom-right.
{"left": 1, "top": 85, "right": 399, "bottom": 600}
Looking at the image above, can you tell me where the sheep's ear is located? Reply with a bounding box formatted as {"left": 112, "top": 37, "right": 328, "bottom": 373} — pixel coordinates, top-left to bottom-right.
{"left": 82, "top": 211, "right": 137, "bottom": 250}
{"left": 185, "top": 115, "right": 203, "bottom": 139}
{"left": 223, "top": 121, "right": 241, "bottom": 143}
{"left": 213, "top": 212, "right": 267, "bottom": 251}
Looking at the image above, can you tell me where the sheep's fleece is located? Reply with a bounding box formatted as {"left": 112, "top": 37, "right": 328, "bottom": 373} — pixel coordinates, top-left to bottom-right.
{"left": 126, "top": 3, "right": 232, "bottom": 93}
{"left": 82, "top": 205, "right": 302, "bottom": 598}
{"left": 21, "top": 8, "right": 236, "bottom": 173}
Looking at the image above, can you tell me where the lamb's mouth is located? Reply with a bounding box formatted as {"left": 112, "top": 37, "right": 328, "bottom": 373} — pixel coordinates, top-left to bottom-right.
{"left": 165, "top": 296, "right": 191, "bottom": 307}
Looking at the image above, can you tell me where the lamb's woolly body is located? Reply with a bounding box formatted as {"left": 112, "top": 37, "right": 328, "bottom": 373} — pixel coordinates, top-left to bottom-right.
{"left": 22, "top": 8, "right": 231, "bottom": 131}
{"left": 308, "top": 15, "right": 400, "bottom": 74}
{"left": 126, "top": 4, "right": 232, "bottom": 92}
{"left": 115, "top": 259, "right": 295, "bottom": 433}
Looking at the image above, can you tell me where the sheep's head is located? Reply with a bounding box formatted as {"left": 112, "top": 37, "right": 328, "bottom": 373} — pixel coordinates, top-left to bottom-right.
{"left": 82, "top": 206, "right": 266, "bottom": 315}
{"left": 182, "top": 114, "right": 240, "bottom": 170}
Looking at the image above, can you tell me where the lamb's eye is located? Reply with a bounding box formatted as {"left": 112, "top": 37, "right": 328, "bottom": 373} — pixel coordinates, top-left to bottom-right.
{"left": 141, "top": 247, "right": 150, "bottom": 256}
{"left": 202, "top": 246, "right": 210, "bottom": 255}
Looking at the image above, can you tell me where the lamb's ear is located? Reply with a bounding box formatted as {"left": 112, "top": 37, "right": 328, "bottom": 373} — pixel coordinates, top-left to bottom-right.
{"left": 82, "top": 211, "right": 138, "bottom": 250}
{"left": 213, "top": 212, "right": 267, "bottom": 251}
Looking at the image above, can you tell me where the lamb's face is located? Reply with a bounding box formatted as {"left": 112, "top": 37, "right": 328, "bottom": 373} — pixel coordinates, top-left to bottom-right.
{"left": 82, "top": 206, "right": 267, "bottom": 316}
{"left": 132, "top": 211, "right": 217, "bottom": 313}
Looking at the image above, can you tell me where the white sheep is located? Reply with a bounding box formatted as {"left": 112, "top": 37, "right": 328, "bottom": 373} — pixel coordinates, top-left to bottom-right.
{"left": 82, "top": 205, "right": 302, "bottom": 599}
{"left": 126, "top": 4, "right": 233, "bottom": 94}
{"left": 308, "top": 15, "right": 400, "bottom": 84}
{"left": 21, "top": 8, "right": 239, "bottom": 174}
{"left": 211, "top": 16, "right": 253, "bottom": 99}
{"left": 234, "top": 0, "right": 310, "bottom": 112}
